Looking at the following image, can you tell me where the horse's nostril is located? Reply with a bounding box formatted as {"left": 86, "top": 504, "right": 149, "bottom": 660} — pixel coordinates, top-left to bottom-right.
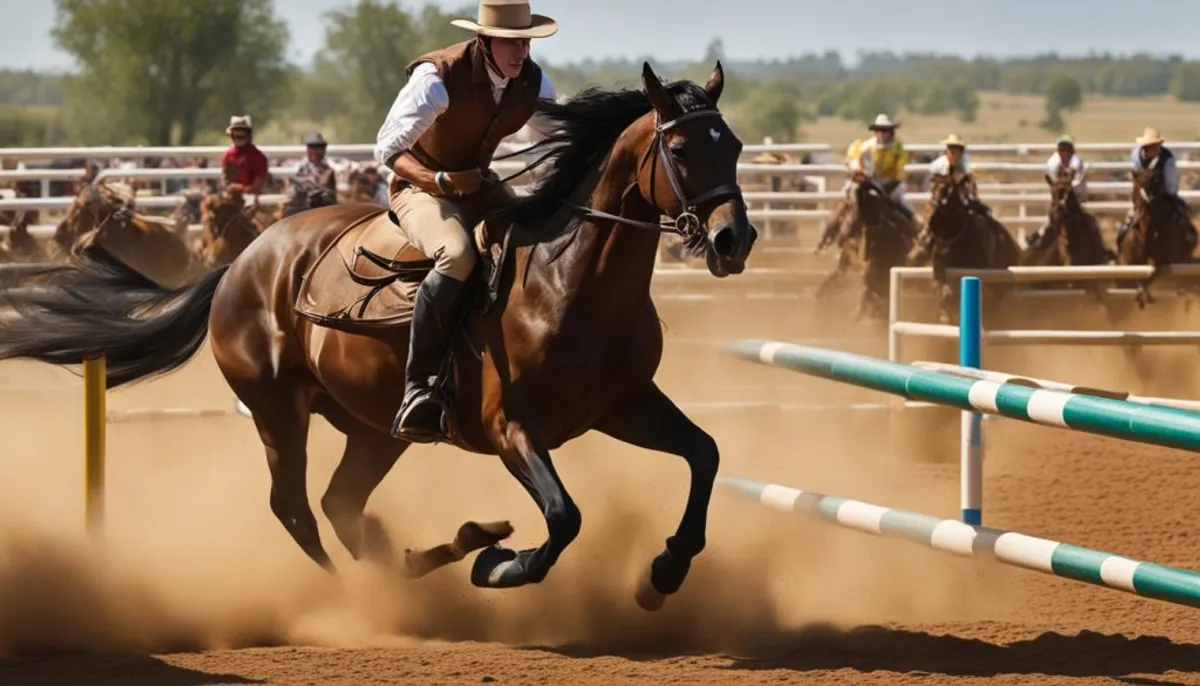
{"left": 709, "top": 225, "right": 734, "bottom": 257}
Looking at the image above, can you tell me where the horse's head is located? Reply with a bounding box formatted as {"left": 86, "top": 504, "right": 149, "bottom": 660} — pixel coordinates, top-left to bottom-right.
{"left": 55, "top": 181, "right": 136, "bottom": 250}
{"left": 1045, "top": 170, "right": 1082, "bottom": 220}
{"left": 637, "top": 62, "right": 755, "bottom": 277}
{"left": 202, "top": 184, "right": 248, "bottom": 237}
{"left": 925, "top": 173, "right": 972, "bottom": 240}
{"left": 1132, "top": 159, "right": 1167, "bottom": 209}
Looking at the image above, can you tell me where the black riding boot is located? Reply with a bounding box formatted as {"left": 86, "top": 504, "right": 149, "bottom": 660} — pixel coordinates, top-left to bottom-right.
{"left": 390, "top": 270, "right": 468, "bottom": 443}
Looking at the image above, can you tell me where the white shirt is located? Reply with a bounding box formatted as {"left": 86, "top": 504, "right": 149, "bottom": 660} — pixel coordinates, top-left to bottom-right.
{"left": 374, "top": 62, "right": 558, "bottom": 166}
{"left": 929, "top": 153, "right": 971, "bottom": 177}
{"left": 1046, "top": 152, "right": 1088, "bottom": 197}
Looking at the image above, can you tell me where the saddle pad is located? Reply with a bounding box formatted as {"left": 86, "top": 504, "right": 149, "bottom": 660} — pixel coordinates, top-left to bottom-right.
{"left": 295, "top": 209, "right": 433, "bottom": 332}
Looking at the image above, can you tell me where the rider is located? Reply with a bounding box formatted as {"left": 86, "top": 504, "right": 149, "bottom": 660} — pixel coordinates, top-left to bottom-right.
{"left": 220, "top": 115, "right": 269, "bottom": 197}
{"left": 292, "top": 132, "right": 338, "bottom": 205}
{"left": 849, "top": 114, "right": 912, "bottom": 216}
{"left": 1116, "top": 127, "right": 1194, "bottom": 248}
{"left": 1028, "top": 135, "right": 1087, "bottom": 249}
{"left": 914, "top": 134, "right": 989, "bottom": 254}
{"left": 373, "top": 0, "right": 559, "bottom": 443}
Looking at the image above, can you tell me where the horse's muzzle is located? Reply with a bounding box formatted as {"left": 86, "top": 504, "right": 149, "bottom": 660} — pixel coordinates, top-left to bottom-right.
{"left": 705, "top": 221, "right": 756, "bottom": 277}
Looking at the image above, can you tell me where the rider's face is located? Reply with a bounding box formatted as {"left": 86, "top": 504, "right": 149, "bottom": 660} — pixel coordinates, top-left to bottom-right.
{"left": 306, "top": 146, "right": 326, "bottom": 163}
{"left": 874, "top": 129, "right": 891, "bottom": 143}
{"left": 947, "top": 147, "right": 963, "bottom": 164}
{"left": 1058, "top": 146, "right": 1072, "bottom": 162}
{"left": 490, "top": 37, "right": 531, "bottom": 79}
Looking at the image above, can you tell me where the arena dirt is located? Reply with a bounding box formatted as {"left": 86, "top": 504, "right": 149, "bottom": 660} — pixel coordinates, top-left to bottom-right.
{"left": 1, "top": 279, "right": 1200, "bottom": 684}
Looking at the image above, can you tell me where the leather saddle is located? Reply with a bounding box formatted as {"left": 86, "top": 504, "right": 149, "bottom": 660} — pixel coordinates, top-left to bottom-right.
{"left": 294, "top": 206, "right": 514, "bottom": 336}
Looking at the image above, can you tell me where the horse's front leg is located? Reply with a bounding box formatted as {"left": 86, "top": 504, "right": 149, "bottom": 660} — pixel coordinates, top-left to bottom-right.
{"left": 470, "top": 420, "right": 581, "bottom": 589}
{"left": 593, "top": 382, "right": 718, "bottom": 612}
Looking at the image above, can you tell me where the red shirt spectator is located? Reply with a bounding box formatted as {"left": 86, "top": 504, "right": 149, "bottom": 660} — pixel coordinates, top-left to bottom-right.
{"left": 221, "top": 143, "right": 268, "bottom": 190}
{"left": 220, "top": 114, "right": 269, "bottom": 195}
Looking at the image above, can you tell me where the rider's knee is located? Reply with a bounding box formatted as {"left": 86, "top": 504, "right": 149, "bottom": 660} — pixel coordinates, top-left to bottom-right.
{"left": 433, "top": 232, "right": 477, "bottom": 281}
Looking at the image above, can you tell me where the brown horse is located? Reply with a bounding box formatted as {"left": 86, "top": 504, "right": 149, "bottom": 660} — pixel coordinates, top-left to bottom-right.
{"left": 1022, "top": 172, "right": 1112, "bottom": 268}
{"left": 816, "top": 179, "right": 915, "bottom": 318}
{"left": 921, "top": 173, "right": 1021, "bottom": 321}
{"left": 276, "top": 170, "right": 339, "bottom": 221}
{"left": 53, "top": 182, "right": 199, "bottom": 287}
{"left": 1118, "top": 161, "right": 1197, "bottom": 307}
{"left": 0, "top": 63, "right": 755, "bottom": 611}
{"left": 194, "top": 184, "right": 264, "bottom": 268}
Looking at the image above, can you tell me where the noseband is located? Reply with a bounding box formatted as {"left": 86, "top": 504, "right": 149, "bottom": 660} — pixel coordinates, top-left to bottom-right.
{"left": 570, "top": 108, "right": 743, "bottom": 243}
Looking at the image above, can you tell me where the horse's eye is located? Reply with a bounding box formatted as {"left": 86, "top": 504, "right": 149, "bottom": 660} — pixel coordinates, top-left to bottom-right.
{"left": 670, "top": 145, "right": 685, "bottom": 162}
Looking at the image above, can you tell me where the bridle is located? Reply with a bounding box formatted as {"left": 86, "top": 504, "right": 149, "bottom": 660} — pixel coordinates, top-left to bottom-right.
{"left": 568, "top": 108, "right": 743, "bottom": 245}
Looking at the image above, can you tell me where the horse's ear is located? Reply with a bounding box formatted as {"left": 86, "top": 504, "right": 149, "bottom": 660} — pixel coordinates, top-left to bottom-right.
{"left": 642, "top": 62, "right": 681, "bottom": 120}
{"left": 705, "top": 61, "right": 724, "bottom": 105}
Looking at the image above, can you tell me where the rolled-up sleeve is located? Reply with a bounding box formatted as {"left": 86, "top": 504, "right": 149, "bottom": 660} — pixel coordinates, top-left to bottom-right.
{"left": 374, "top": 63, "right": 450, "bottom": 166}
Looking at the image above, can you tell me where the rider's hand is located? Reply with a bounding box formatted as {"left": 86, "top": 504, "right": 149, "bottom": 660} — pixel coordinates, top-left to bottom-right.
{"left": 442, "top": 169, "right": 484, "bottom": 197}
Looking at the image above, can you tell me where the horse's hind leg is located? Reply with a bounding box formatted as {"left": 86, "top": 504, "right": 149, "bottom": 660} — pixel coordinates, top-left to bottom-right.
{"left": 319, "top": 412, "right": 513, "bottom": 577}
{"left": 592, "top": 382, "right": 718, "bottom": 612}
{"left": 470, "top": 421, "right": 581, "bottom": 590}
{"left": 242, "top": 387, "right": 334, "bottom": 571}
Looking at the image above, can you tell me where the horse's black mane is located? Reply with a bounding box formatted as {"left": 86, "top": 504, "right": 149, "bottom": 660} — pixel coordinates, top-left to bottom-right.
{"left": 508, "top": 78, "right": 714, "bottom": 225}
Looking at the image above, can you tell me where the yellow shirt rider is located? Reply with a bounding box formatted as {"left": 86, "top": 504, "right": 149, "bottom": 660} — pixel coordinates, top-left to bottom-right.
{"left": 849, "top": 114, "right": 912, "bottom": 215}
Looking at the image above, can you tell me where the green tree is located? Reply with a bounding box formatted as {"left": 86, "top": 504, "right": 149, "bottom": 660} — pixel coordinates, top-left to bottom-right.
{"left": 1045, "top": 73, "right": 1083, "bottom": 111}
{"left": 314, "top": 1, "right": 474, "bottom": 141}
{"left": 51, "top": 0, "right": 289, "bottom": 146}
{"left": 1171, "top": 62, "right": 1200, "bottom": 102}
{"left": 735, "top": 80, "right": 807, "bottom": 143}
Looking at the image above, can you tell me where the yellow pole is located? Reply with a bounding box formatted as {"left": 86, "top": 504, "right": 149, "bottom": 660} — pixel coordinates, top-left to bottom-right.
{"left": 83, "top": 356, "right": 106, "bottom": 538}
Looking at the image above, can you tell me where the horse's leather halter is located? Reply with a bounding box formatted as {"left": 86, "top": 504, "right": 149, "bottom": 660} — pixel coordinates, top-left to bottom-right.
{"left": 567, "top": 108, "right": 744, "bottom": 244}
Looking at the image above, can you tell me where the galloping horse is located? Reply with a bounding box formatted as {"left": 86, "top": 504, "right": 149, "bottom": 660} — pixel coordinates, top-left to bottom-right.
{"left": 0, "top": 63, "right": 755, "bottom": 611}
{"left": 1118, "top": 159, "right": 1197, "bottom": 307}
{"left": 921, "top": 173, "right": 1020, "bottom": 321}
{"left": 816, "top": 178, "right": 915, "bottom": 319}
{"left": 1021, "top": 171, "right": 1112, "bottom": 269}
{"left": 194, "top": 183, "right": 264, "bottom": 268}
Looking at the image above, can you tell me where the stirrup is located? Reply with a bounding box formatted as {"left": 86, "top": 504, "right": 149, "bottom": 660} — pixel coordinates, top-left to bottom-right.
{"left": 391, "top": 386, "right": 449, "bottom": 443}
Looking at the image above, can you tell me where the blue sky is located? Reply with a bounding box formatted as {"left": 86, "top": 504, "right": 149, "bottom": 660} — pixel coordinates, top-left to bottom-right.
{"left": 7, "top": 0, "right": 1200, "bottom": 71}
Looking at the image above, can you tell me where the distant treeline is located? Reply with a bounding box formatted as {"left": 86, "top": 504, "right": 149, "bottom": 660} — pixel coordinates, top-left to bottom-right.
{"left": 4, "top": 1, "right": 1200, "bottom": 148}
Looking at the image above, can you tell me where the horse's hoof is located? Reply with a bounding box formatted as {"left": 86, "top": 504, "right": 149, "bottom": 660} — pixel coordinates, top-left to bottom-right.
{"left": 454, "top": 520, "right": 514, "bottom": 555}
{"left": 470, "top": 545, "right": 525, "bottom": 588}
{"left": 634, "top": 567, "right": 666, "bottom": 612}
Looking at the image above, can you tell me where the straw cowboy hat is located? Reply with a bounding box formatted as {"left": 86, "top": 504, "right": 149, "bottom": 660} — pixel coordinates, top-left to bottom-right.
{"left": 868, "top": 114, "right": 899, "bottom": 131}
{"left": 225, "top": 115, "right": 252, "bottom": 134}
{"left": 451, "top": 1, "right": 558, "bottom": 39}
{"left": 1136, "top": 127, "right": 1165, "bottom": 146}
{"left": 941, "top": 133, "right": 967, "bottom": 148}
{"left": 1056, "top": 134, "right": 1075, "bottom": 147}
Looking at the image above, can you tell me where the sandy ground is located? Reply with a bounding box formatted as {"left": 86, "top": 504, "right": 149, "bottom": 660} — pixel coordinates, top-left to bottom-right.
{"left": 2, "top": 270, "right": 1200, "bottom": 685}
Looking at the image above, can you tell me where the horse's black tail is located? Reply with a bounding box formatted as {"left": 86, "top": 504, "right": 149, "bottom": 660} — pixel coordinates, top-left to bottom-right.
{"left": 0, "top": 250, "right": 229, "bottom": 389}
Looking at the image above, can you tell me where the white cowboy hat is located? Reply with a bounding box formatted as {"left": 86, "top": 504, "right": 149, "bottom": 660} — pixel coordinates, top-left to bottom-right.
{"left": 942, "top": 133, "right": 967, "bottom": 148}
{"left": 1136, "top": 127, "right": 1165, "bottom": 146}
{"left": 225, "top": 115, "right": 253, "bottom": 134}
{"left": 868, "top": 114, "right": 899, "bottom": 130}
{"left": 451, "top": 1, "right": 558, "bottom": 39}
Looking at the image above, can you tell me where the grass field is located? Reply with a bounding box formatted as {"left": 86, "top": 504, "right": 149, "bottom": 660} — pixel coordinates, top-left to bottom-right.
{"left": 797, "top": 91, "right": 1200, "bottom": 153}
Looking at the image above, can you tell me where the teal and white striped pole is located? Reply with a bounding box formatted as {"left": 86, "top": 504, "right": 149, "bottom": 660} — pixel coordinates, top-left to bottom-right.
{"left": 959, "top": 277, "right": 983, "bottom": 525}
{"left": 721, "top": 475, "right": 1200, "bottom": 609}
{"left": 724, "top": 340, "right": 1200, "bottom": 453}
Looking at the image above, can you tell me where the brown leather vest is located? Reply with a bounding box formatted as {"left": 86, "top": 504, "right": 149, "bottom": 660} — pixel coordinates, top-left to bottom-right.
{"left": 403, "top": 39, "right": 543, "bottom": 173}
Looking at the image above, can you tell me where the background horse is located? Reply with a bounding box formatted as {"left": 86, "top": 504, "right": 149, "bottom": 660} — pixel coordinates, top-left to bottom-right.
{"left": 195, "top": 183, "right": 264, "bottom": 268}
{"left": 1118, "top": 160, "right": 1197, "bottom": 307}
{"left": 816, "top": 178, "right": 914, "bottom": 319}
{"left": 54, "top": 181, "right": 199, "bottom": 287}
{"left": 0, "top": 63, "right": 755, "bottom": 613}
{"left": 1021, "top": 171, "right": 1112, "bottom": 269}
{"left": 921, "top": 173, "right": 1021, "bottom": 321}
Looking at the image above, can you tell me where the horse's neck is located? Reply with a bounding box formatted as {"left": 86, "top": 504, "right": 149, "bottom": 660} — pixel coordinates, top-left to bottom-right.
{"left": 535, "top": 146, "right": 661, "bottom": 302}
